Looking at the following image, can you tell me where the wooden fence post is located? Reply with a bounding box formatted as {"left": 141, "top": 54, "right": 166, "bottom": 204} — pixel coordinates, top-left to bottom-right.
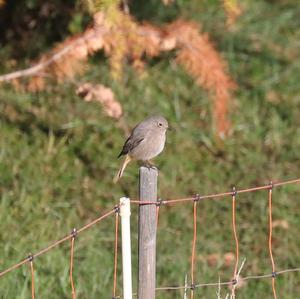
{"left": 138, "top": 166, "right": 158, "bottom": 299}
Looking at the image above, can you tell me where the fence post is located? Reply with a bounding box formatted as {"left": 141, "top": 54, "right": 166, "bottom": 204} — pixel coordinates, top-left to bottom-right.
{"left": 120, "top": 197, "right": 133, "bottom": 299}
{"left": 138, "top": 166, "right": 158, "bottom": 299}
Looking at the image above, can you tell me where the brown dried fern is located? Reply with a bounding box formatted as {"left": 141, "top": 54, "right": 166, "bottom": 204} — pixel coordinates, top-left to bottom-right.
{"left": 164, "top": 20, "right": 236, "bottom": 137}
{"left": 223, "top": 0, "right": 242, "bottom": 28}
{"left": 0, "top": 9, "right": 236, "bottom": 137}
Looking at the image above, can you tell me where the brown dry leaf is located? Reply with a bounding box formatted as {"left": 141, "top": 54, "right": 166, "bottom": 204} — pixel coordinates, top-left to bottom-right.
{"left": 206, "top": 253, "right": 220, "bottom": 266}
{"left": 160, "top": 37, "right": 177, "bottom": 51}
{"left": 85, "top": 28, "right": 104, "bottom": 53}
{"left": 11, "top": 79, "right": 24, "bottom": 92}
{"left": 138, "top": 24, "right": 162, "bottom": 57}
{"left": 223, "top": 252, "right": 235, "bottom": 267}
{"left": 272, "top": 219, "right": 289, "bottom": 230}
{"left": 27, "top": 76, "right": 45, "bottom": 92}
{"left": 72, "top": 40, "right": 89, "bottom": 59}
{"left": 266, "top": 90, "right": 280, "bottom": 104}
{"left": 76, "top": 83, "right": 122, "bottom": 119}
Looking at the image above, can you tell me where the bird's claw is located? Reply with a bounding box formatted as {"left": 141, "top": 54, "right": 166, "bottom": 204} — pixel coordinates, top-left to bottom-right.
{"left": 144, "top": 162, "right": 158, "bottom": 171}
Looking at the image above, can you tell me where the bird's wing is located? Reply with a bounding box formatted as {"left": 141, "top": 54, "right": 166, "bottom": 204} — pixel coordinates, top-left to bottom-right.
{"left": 117, "top": 133, "right": 145, "bottom": 158}
{"left": 117, "top": 120, "right": 151, "bottom": 158}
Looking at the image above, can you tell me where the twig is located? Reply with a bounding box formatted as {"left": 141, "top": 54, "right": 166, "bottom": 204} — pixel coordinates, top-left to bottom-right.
{"left": 0, "top": 28, "right": 106, "bottom": 83}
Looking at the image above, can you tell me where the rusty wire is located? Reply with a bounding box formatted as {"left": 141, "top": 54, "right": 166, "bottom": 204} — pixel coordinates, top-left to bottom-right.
{"left": 70, "top": 228, "right": 77, "bottom": 299}
{"left": 231, "top": 187, "right": 239, "bottom": 299}
{"left": 1, "top": 177, "right": 300, "bottom": 298}
{"left": 29, "top": 257, "right": 35, "bottom": 299}
{"left": 268, "top": 184, "right": 277, "bottom": 299}
{"left": 190, "top": 199, "right": 198, "bottom": 299}
{"left": 130, "top": 177, "right": 300, "bottom": 206}
{"left": 154, "top": 267, "right": 300, "bottom": 291}
{"left": 156, "top": 204, "right": 160, "bottom": 227}
{"left": 113, "top": 209, "right": 119, "bottom": 298}
{"left": 0, "top": 208, "right": 116, "bottom": 278}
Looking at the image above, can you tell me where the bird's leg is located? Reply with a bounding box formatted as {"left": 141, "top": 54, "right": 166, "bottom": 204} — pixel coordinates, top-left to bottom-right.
{"left": 144, "top": 160, "right": 158, "bottom": 170}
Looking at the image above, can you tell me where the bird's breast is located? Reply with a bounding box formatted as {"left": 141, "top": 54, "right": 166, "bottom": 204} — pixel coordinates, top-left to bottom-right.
{"left": 130, "top": 132, "right": 166, "bottom": 161}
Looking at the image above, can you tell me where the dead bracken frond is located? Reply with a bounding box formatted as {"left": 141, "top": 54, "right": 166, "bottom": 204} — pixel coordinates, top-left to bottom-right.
{"left": 223, "top": 0, "right": 242, "bottom": 28}
{"left": 164, "top": 20, "right": 236, "bottom": 137}
{"left": 0, "top": 7, "right": 236, "bottom": 137}
{"left": 76, "top": 82, "right": 123, "bottom": 119}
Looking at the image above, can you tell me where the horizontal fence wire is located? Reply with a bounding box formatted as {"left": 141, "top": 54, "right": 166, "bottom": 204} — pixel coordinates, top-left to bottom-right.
{"left": 0, "top": 208, "right": 116, "bottom": 278}
{"left": 1, "top": 177, "right": 300, "bottom": 298}
{"left": 114, "top": 266, "right": 300, "bottom": 298}
{"left": 154, "top": 267, "right": 300, "bottom": 291}
{"left": 129, "top": 177, "right": 300, "bottom": 206}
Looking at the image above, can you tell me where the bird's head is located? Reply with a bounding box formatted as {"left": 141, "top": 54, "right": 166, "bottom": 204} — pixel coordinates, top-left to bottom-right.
{"left": 151, "top": 115, "right": 169, "bottom": 132}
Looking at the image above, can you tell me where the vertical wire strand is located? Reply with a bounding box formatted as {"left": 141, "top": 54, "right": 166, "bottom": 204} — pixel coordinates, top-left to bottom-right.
{"left": 191, "top": 200, "right": 198, "bottom": 299}
{"left": 29, "top": 259, "right": 35, "bottom": 299}
{"left": 70, "top": 231, "right": 76, "bottom": 299}
{"left": 268, "top": 185, "right": 277, "bottom": 299}
{"left": 231, "top": 188, "right": 239, "bottom": 299}
{"left": 113, "top": 210, "right": 119, "bottom": 298}
{"left": 156, "top": 205, "right": 160, "bottom": 227}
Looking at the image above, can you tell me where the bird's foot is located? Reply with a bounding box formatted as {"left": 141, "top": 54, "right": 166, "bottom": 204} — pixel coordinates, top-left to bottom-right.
{"left": 143, "top": 161, "right": 158, "bottom": 171}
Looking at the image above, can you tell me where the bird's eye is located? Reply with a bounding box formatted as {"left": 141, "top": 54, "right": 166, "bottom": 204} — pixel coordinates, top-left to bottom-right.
{"left": 158, "top": 123, "right": 163, "bottom": 127}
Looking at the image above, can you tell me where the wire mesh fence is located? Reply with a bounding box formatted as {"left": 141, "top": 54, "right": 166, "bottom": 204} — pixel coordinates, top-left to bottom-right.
{"left": 1, "top": 177, "right": 300, "bottom": 298}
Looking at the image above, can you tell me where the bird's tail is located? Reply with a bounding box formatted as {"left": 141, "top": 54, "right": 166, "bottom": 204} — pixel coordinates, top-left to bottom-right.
{"left": 113, "top": 155, "right": 132, "bottom": 183}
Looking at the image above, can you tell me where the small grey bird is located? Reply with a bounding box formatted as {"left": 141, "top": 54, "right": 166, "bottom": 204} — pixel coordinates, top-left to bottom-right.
{"left": 114, "top": 115, "right": 169, "bottom": 183}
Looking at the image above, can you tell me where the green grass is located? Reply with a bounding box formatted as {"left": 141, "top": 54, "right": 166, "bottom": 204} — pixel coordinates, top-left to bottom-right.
{"left": 1, "top": 0, "right": 300, "bottom": 298}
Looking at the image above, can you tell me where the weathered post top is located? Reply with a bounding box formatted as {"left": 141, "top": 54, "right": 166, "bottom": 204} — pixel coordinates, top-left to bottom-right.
{"left": 139, "top": 166, "right": 158, "bottom": 201}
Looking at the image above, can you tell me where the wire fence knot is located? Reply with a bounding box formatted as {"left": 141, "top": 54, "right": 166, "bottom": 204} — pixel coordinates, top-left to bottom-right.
{"left": 193, "top": 193, "right": 201, "bottom": 202}
{"left": 27, "top": 254, "right": 34, "bottom": 262}
{"left": 156, "top": 198, "right": 166, "bottom": 206}
{"left": 269, "top": 181, "right": 274, "bottom": 190}
{"left": 232, "top": 186, "right": 237, "bottom": 197}
{"left": 232, "top": 278, "right": 238, "bottom": 285}
{"left": 190, "top": 283, "right": 196, "bottom": 290}
{"left": 71, "top": 228, "right": 77, "bottom": 239}
{"left": 114, "top": 205, "right": 120, "bottom": 214}
{"left": 272, "top": 271, "right": 277, "bottom": 278}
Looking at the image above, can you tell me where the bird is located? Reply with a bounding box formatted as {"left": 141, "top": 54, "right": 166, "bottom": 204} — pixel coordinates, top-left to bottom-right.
{"left": 113, "top": 115, "right": 169, "bottom": 183}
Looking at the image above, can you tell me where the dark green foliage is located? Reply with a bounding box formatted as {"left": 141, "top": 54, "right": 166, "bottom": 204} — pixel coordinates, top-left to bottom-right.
{"left": 0, "top": 0, "right": 91, "bottom": 59}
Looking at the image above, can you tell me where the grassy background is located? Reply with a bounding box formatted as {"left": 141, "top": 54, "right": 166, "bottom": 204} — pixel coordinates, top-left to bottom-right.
{"left": 1, "top": 0, "right": 300, "bottom": 298}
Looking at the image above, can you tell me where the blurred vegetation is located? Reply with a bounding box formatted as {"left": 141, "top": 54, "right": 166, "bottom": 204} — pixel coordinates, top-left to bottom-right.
{"left": 0, "top": 0, "right": 91, "bottom": 58}
{"left": 1, "top": 0, "right": 300, "bottom": 298}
